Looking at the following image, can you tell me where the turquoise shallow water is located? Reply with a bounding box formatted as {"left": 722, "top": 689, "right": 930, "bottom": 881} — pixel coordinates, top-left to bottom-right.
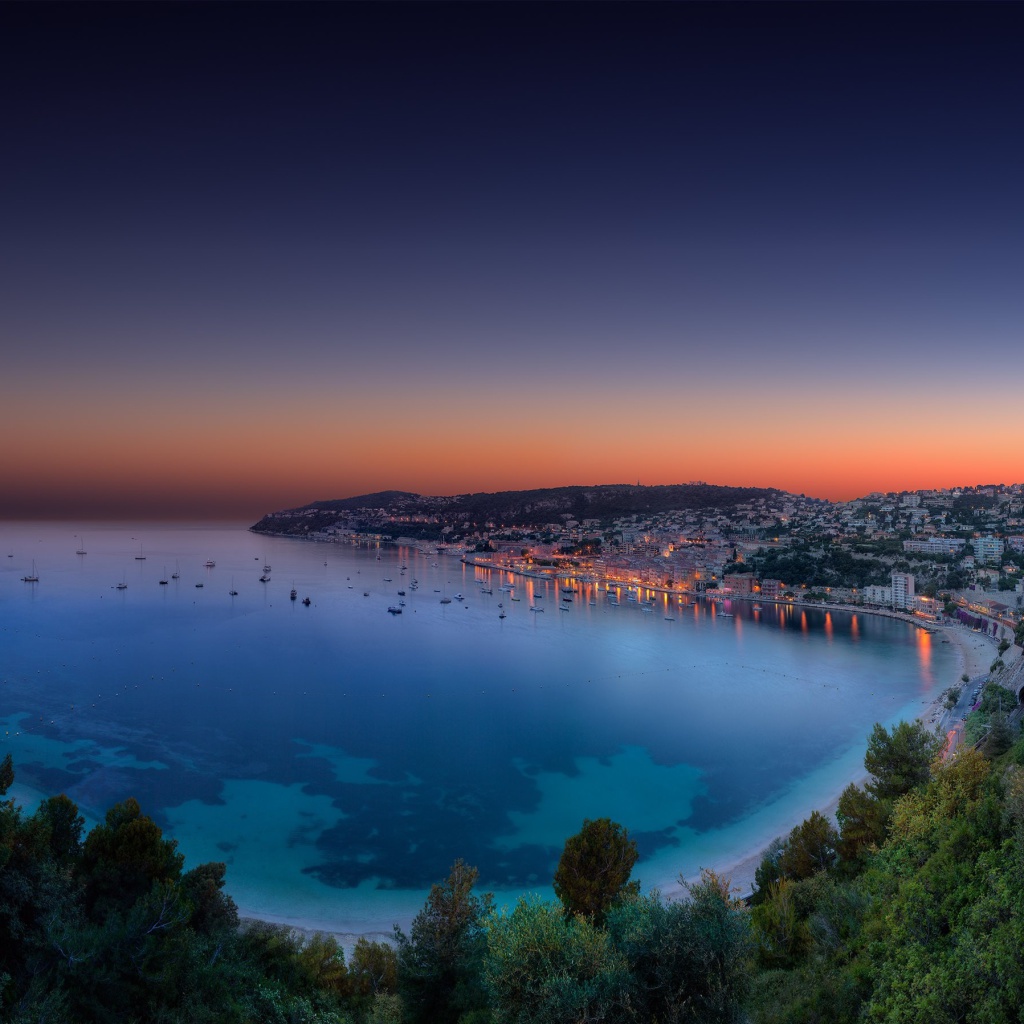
{"left": 0, "top": 522, "right": 953, "bottom": 930}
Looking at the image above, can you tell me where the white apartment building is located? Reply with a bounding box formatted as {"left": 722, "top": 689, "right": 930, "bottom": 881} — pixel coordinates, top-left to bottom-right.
{"left": 903, "top": 537, "right": 966, "bottom": 556}
{"left": 974, "top": 535, "right": 1005, "bottom": 565}
{"left": 891, "top": 571, "right": 915, "bottom": 610}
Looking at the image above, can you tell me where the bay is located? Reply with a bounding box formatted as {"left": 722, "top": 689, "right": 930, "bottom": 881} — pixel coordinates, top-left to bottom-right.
{"left": 0, "top": 521, "right": 953, "bottom": 932}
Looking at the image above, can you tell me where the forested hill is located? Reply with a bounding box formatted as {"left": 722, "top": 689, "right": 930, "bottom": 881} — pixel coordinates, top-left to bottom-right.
{"left": 251, "top": 483, "right": 785, "bottom": 536}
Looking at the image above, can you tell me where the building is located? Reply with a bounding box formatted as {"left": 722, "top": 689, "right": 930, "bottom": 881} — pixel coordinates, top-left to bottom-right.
{"left": 974, "top": 535, "right": 1005, "bottom": 565}
{"left": 903, "top": 537, "right": 966, "bottom": 557}
{"left": 723, "top": 573, "right": 754, "bottom": 595}
{"left": 891, "top": 571, "right": 915, "bottom": 610}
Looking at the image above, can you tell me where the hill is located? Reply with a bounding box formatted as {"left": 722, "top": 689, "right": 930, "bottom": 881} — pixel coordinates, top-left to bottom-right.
{"left": 250, "top": 482, "right": 786, "bottom": 538}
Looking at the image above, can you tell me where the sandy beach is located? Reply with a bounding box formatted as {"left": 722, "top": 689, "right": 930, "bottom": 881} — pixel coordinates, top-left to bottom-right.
{"left": 670, "top": 619, "right": 1004, "bottom": 901}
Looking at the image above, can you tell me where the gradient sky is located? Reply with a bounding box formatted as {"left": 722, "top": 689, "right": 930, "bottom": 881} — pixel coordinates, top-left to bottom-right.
{"left": 2, "top": 2, "right": 1022, "bottom": 519}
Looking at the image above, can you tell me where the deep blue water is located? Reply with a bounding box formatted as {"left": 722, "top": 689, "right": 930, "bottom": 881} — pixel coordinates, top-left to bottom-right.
{"left": 0, "top": 522, "right": 952, "bottom": 930}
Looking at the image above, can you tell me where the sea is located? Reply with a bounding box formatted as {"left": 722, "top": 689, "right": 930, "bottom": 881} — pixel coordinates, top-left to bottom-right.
{"left": 1, "top": 522, "right": 954, "bottom": 933}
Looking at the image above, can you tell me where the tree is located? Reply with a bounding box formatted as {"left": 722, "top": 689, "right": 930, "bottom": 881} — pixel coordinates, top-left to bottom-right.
{"left": 751, "top": 836, "right": 786, "bottom": 905}
{"left": 863, "top": 721, "right": 942, "bottom": 802}
{"left": 484, "top": 896, "right": 626, "bottom": 1024}
{"left": 0, "top": 754, "right": 14, "bottom": 801}
{"left": 553, "top": 817, "right": 639, "bottom": 924}
{"left": 33, "top": 794, "right": 85, "bottom": 863}
{"left": 395, "top": 859, "right": 493, "bottom": 1024}
{"left": 606, "top": 872, "right": 750, "bottom": 1022}
{"left": 835, "top": 783, "right": 887, "bottom": 868}
{"left": 79, "top": 798, "right": 184, "bottom": 920}
{"left": 350, "top": 936, "right": 398, "bottom": 997}
{"left": 180, "top": 860, "right": 238, "bottom": 936}
{"left": 777, "top": 811, "right": 838, "bottom": 880}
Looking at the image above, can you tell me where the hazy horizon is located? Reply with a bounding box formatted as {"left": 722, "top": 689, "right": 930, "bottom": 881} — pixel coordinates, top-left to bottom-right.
{"left": 4, "top": 3, "right": 1022, "bottom": 519}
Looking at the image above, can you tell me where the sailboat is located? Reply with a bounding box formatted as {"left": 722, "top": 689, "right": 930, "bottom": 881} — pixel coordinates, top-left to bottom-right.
{"left": 159, "top": 567, "right": 169, "bottom": 585}
{"left": 171, "top": 562, "right": 180, "bottom": 579}
{"left": 229, "top": 578, "right": 238, "bottom": 596}
{"left": 116, "top": 574, "right": 127, "bottom": 590}
{"left": 76, "top": 536, "right": 87, "bottom": 555}
{"left": 135, "top": 542, "right": 146, "bottom": 560}
{"left": 22, "top": 560, "right": 39, "bottom": 583}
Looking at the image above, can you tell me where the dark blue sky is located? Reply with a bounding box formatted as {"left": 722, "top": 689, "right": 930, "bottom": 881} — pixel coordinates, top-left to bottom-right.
{"left": 2, "top": 2, "right": 1022, "bottom": 517}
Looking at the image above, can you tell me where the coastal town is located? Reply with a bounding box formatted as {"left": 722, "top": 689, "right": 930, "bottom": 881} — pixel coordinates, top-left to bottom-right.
{"left": 253, "top": 481, "right": 1024, "bottom": 646}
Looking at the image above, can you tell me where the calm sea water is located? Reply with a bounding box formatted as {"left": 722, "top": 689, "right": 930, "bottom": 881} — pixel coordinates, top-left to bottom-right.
{"left": 1, "top": 522, "right": 952, "bottom": 931}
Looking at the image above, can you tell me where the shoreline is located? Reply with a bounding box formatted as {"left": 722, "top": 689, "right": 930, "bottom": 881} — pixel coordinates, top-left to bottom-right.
{"left": 232, "top": 613, "right": 996, "bottom": 945}
{"left": 664, "top": 618, "right": 999, "bottom": 901}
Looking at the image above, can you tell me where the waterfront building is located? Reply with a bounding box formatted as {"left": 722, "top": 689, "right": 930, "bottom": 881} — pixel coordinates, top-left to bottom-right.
{"left": 891, "top": 571, "right": 915, "bottom": 610}
{"left": 723, "top": 573, "right": 754, "bottom": 595}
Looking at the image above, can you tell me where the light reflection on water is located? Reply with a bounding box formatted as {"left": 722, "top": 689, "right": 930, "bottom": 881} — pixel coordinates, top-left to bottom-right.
{"left": 0, "top": 521, "right": 955, "bottom": 928}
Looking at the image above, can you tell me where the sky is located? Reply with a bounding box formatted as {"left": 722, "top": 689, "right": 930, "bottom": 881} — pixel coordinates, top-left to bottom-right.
{"left": 2, "top": 2, "right": 1022, "bottom": 520}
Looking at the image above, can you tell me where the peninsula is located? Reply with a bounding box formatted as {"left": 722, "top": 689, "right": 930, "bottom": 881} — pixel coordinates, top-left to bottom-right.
{"left": 253, "top": 480, "right": 1024, "bottom": 644}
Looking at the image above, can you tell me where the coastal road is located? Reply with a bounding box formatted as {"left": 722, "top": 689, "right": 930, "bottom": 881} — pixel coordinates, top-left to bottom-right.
{"left": 939, "top": 671, "right": 989, "bottom": 760}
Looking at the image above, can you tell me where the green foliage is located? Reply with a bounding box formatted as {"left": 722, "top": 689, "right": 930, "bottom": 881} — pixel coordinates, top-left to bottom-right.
{"left": 942, "top": 685, "right": 962, "bottom": 710}
{"left": 752, "top": 812, "right": 840, "bottom": 907}
{"left": 552, "top": 817, "right": 639, "bottom": 924}
{"left": 979, "top": 683, "right": 1017, "bottom": 716}
{"left": 777, "top": 811, "right": 838, "bottom": 880}
{"left": 864, "top": 720, "right": 942, "bottom": 802}
{"left": 835, "top": 783, "right": 888, "bottom": 869}
{"left": 0, "top": 768, "right": 359, "bottom": 1024}
{"left": 0, "top": 754, "right": 13, "bottom": 797}
{"left": 366, "top": 991, "right": 404, "bottom": 1024}
{"left": 33, "top": 794, "right": 85, "bottom": 863}
{"left": 484, "top": 896, "right": 625, "bottom": 1024}
{"left": 750, "top": 837, "right": 785, "bottom": 906}
{"left": 607, "top": 872, "right": 751, "bottom": 1023}
{"left": 349, "top": 937, "right": 398, "bottom": 997}
{"left": 395, "top": 859, "right": 493, "bottom": 1024}
{"left": 80, "top": 798, "right": 185, "bottom": 920}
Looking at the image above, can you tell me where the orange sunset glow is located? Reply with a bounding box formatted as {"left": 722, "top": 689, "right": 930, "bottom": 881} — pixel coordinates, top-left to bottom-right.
{"left": 3, "top": 2, "right": 1022, "bottom": 520}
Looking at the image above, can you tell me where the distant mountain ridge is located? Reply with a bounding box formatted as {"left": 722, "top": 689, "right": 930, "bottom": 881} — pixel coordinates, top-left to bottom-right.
{"left": 251, "top": 482, "right": 787, "bottom": 537}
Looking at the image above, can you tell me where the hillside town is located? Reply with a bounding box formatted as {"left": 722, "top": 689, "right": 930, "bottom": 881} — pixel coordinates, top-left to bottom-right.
{"left": 254, "top": 482, "right": 1024, "bottom": 641}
